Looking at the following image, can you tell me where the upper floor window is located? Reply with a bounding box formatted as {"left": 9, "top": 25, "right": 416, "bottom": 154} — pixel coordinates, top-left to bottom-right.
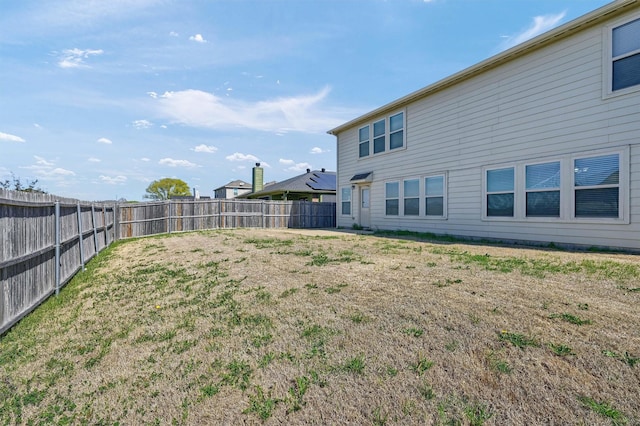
{"left": 359, "top": 125, "right": 370, "bottom": 158}
{"left": 611, "top": 17, "right": 640, "bottom": 92}
{"left": 341, "top": 187, "right": 352, "bottom": 215}
{"left": 357, "top": 111, "right": 405, "bottom": 158}
{"left": 389, "top": 112, "right": 404, "bottom": 150}
{"left": 373, "top": 119, "right": 385, "bottom": 154}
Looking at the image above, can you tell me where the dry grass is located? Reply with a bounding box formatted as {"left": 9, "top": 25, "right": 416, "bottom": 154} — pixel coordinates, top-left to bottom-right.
{"left": 1, "top": 228, "right": 639, "bottom": 425}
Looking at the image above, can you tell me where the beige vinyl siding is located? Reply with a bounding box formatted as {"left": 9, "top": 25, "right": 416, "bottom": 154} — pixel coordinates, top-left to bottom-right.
{"left": 336, "top": 10, "right": 640, "bottom": 250}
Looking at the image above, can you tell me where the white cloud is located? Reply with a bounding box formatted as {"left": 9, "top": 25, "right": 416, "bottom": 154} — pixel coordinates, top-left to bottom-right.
{"left": 159, "top": 158, "right": 198, "bottom": 168}
{"left": 132, "top": 119, "right": 153, "bottom": 129}
{"left": 227, "top": 152, "right": 260, "bottom": 162}
{"left": 192, "top": 144, "right": 218, "bottom": 153}
{"left": 50, "top": 168, "right": 75, "bottom": 176}
{"left": 22, "top": 156, "right": 75, "bottom": 177}
{"left": 501, "top": 12, "right": 566, "bottom": 50}
{"left": 34, "top": 156, "right": 54, "bottom": 167}
{"left": 97, "top": 137, "right": 112, "bottom": 144}
{"left": 99, "top": 175, "right": 127, "bottom": 184}
{"left": 279, "top": 158, "right": 295, "bottom": 165}
{"left": 226, "top": 152, "right": 270, "bottom": 167}
{"left": 154, "top": 86, "right": 350, "bottom": 134}
{"left": 147, "top": 91, "right": 158, "bottom": 99}
{"left": 310, "top": 147, "right": 328, "bottom": 154}
{"left": 169, "top": 31, "right": 179, "bottom": 37}
{"left": 284, "top": 162, "right": 313, "bottom": 173}
{"left": 0, "top": 131, "right": 26, "bottom": 143}
{"left": 88, "top": 157, "right": 101, "bottom": 163}
{"left": 141, "top": 157, "right": 151, "bottom": 162}
{"left": 189, "top": 34, "right": 207, "bottom": 43}
{"left": 58, "top": 48, "right": 104, "bottom": 69}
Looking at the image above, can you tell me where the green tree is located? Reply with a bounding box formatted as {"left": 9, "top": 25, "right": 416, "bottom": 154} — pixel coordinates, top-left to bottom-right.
{"left": 0, "top": 173, "right": 46, "bottom": 193}
{"left": 144, "top": 178, "right": 191, "bottom": 200}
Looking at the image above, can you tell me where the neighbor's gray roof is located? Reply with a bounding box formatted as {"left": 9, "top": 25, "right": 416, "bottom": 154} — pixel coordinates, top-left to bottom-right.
{"left": 214, "top": 180, "right": 251, "bottom": 191}
{"left": 327, "top": 0, "right": 639, "bottom": 135}
{"left": 245, "top": 170, "right": 336, "bottom": 197}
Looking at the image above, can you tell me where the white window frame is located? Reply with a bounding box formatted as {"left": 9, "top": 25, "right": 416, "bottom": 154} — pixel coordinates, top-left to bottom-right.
{"left": 357, "top": 110, "right": 406, "bottom": 160}
{"left": 358, "top": 125, "right": 370, "bottom": 158}
{"left": 403, "top": 178, "right": 420, "bottom": 216}
{"left": 425, "top": 174, "right": 447, "bottom": 218}
{"left": 373, "top": 119, "right": 386, "bottom": 154}
{"left": 483, "top": 166, "right": 516, "bottom": 220}
{"left": 381, "top": 173, "right": 448, "bottom": 219}
{"left": 603, "top": 12, "right": 640, "bottom": 98}
{"left": 340, "top": 187, "right": 352, "bottom": 216}
{"left": 571, "top": 151, "right": 626, "bottom": 221}
{"left": 385, "top": 181, "right": 400, "bottom": 216}
{"left": 389, "top": 111, "right": 405, "bottom": 151}
{"left": 482, "top": 147, "right": 629, "bottom": 224}
{"left": 524, "top": 160, "right": 561, "bottom": 218}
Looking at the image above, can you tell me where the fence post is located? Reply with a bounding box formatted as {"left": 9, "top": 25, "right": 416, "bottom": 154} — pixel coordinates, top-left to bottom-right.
{"left": 112, "top": 204, "right": 116, "bottom": 242}
{"left": 91, "top": 204, "right": 99, "bottom": 254}
{"left": 101, "top": 206, "right": 107, "bottom": 247}
{"left": 262, "top": 200, "right": 265, "bottom": 228}
{"left": 77, "top": 203, "right": 85, "bottom": 271}
{"left": 55, "top": 201, "right": 61, "bottom": 296}
{"left": 167, "top": 201, "right": 172, "bottom": 234}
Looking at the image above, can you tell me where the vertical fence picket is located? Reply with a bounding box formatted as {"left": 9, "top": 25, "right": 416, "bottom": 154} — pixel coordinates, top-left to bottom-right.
{"left": 54, "top": 201, "right": 61, "bottom": 296}
{"left": 92, "top": 204, "right": 99, "bottom": 254}
{"left": 77, "top": 203, "right": 85, "bottom": 271}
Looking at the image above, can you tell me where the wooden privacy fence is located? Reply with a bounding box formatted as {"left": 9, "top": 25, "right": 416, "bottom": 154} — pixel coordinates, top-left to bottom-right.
{"left": 1, "top": 194, "right": 336, "bottom": 334}
{"left": 117, "top": 199, "right": 336, "bottom": 239}
{"left": 0, "top": 189, "right": 115, "bottom": 335}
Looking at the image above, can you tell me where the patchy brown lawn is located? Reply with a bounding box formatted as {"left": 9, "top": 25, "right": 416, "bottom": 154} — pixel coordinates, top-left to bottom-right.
{"left": 1, "top": 228, "right": 639, "bottom": 425}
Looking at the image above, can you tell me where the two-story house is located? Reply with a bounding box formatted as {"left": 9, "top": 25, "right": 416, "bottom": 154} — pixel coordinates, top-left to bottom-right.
{"left": 329, "top": 0, "right": 640, "bottom": 250}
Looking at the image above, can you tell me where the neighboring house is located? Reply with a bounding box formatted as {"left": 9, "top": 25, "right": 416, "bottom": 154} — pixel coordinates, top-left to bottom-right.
{"left": 241, "top": 165, "right": 337, "bottom": 202}
{"left": 170, "top": 189, "right": 211, "bottom": 201}
{"left": 329, "top": 0, "right": 640, "bottom": 250}
{"left": 214, "top": 180, "right": 252, "bottom": 199}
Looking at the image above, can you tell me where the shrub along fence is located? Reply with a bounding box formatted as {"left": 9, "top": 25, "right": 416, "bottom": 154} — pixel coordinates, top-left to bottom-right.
{"left": 1, "top": 192, "right": 336, "bottom": 334}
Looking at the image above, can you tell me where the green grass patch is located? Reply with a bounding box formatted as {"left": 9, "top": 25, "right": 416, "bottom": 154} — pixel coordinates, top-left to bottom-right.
{"left": 548, "top": 343, "right": 575, "bottom": 357}
{"left": 578, "top": 396, "right": 626, "bottom": 424}
{"left": 410, "top": 355, "right": 434, "bottom": 375}
{"left": 549, "top": 313, "right": 592, "bottom": 325}
{"left": 498, "top": 331, "right": 538, "bottom": 349}
{"left": 287, "top": 376, "right": 311, "bottom": 413}
{"left": 402, "top": 327, "right": 424, "bottom": 338}
{"left": 243, "top": 386, "right": 278, "bottom": 421}
{"left": 339, "top": 356, "right": 366, "bottom": 374}
{"left": 220, "top": 359, "right": 252, "bottom": 391}
{"left": 244, "top": 238, "right": 294, "bottom": 249}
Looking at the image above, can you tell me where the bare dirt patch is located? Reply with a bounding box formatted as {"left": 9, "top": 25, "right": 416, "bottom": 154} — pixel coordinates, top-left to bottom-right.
{"left": 1, "top": 228, "right": 639, "bottom": 425}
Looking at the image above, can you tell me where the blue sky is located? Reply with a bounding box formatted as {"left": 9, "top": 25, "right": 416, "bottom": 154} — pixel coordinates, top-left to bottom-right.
{"left": 0, "top": 0, "right": 612, "bottom": 201}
